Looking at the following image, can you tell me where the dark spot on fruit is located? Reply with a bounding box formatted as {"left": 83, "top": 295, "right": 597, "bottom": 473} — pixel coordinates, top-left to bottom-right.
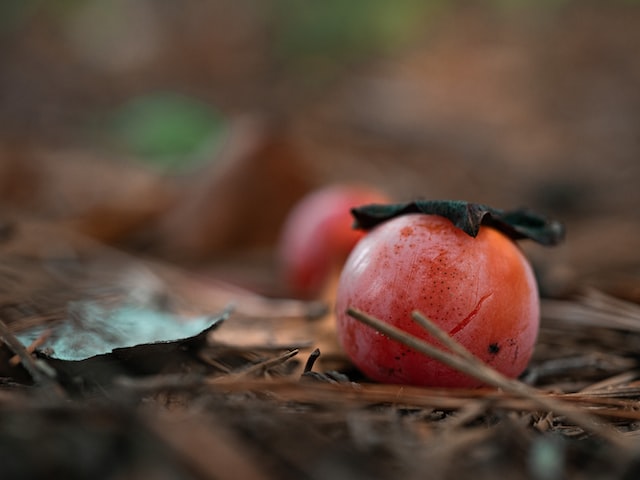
{"left": 400, "top": 226, "right": 413, "bottom": 237}
{"left": 488, "top": 343, "right": 500, "bottom": 354}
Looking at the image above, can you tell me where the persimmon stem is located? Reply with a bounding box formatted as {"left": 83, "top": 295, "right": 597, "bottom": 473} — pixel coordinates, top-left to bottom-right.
{"left": 346, "top": 307, "right": 632, "bottom": 451}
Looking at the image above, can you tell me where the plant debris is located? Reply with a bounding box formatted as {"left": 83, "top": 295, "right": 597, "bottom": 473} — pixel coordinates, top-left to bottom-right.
{"left": 1, "top": 3, "right": 640, "bottom": 479}
{"left": 3, "top": 246, "right": 640, "bottom": 479}
{"left": 16, "top": 304, "right": 227, "bottom": 362}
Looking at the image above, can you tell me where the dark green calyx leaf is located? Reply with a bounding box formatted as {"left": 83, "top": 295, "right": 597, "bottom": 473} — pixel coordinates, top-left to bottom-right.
{"left": 351, "top": 200, "right": 565, "bottom": 246}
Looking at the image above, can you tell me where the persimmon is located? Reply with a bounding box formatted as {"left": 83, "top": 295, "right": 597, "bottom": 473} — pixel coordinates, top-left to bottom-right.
{"left": 277, "top": 184, "right": 389, "bottom": 299}
{"left": 335, "top": 211, "right": 543, "bottom": 388}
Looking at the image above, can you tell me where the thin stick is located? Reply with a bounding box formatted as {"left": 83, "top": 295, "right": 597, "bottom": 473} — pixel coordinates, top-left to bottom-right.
{"left": 411, "top": 311, "right": 478, "bottom": 363}
{"left": 9, "top": 329, "right": 52, "bottom": 367}
{"left": 579, "top": 370, "right": 640, "bottom": 393}
{"left": 206, "top": 377, "right": 640, "bottom": 421}
{"left": 212, "top": 349, "right": 300, "bottom": 382}
{"left": 347, "top": 307, "right": 632, "bottom": 450}
{"left": 0, "top": 317, "right": 53, "bottom": 385}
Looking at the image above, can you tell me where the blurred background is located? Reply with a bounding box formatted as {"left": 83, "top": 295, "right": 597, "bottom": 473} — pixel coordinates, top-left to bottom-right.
{"left": 0, "top": 0, "right": 639, "bottom": 299}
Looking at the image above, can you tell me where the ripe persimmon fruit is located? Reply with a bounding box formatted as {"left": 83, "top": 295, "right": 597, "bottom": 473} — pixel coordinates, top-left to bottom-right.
{"left": 277, "top": 184, "right": 389, "bottom": 299}
{"left": 335, "top": 213, "right": 540, "bottom": 388}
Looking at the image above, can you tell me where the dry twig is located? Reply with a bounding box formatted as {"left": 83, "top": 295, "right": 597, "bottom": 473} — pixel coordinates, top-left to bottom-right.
{"left": 0, "top": 316, "right": 61, "bottom": 394}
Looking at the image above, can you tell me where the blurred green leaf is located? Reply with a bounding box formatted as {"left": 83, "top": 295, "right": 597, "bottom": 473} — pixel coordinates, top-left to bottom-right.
{"left": 271, "top": 0, "right": 439, "bottom": 75}
{"left": 107, "top": 92, "right": 228, "bottom": 172}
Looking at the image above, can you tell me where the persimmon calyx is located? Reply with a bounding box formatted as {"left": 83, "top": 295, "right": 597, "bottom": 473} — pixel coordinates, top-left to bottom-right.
{"left": 351, "top": 200, "right": 565, "bottom": 246}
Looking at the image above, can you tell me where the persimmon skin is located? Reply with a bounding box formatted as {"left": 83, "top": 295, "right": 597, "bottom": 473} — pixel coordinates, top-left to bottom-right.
{"left": 278, "top": 184, "right": 389, "bottom": 298}
{"left": 335, "top": 213, "right": 540, "bottom": 388}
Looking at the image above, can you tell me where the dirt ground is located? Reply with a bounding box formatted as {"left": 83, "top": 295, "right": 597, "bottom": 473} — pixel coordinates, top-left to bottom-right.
{"left": 1, "top": 2, "right": 640, "bottom": 479}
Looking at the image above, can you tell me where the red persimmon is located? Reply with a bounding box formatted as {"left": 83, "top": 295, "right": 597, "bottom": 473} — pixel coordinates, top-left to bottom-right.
{"left": 335, "top": 213, "right": 540, "bottom": 387}
{"left": 278, "top": 184, "right": 389, "bottom": 299}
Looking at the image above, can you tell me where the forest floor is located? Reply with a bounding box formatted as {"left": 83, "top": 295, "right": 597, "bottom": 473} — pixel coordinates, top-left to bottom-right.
{"left": 1, "top": 2, "right": 640, "bottom": 479}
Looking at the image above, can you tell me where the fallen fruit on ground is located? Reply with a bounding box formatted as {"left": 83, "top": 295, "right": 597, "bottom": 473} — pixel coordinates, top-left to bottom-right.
{"left": 277, "top": 184, "right": 389, "bottom": 299}
{"left": 335, "top": 203, "right": 563, "bottom": 388}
